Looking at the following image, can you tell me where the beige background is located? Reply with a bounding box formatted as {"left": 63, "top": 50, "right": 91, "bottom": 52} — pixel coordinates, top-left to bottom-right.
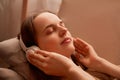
{"left": 59, "top": 0, "right": 120, "bottom": 64}
{"left": 0, "top": 0, "right": 120, "bottom": 64}
{"left": 0, "top": 0, "right": 22, "bottom": 41}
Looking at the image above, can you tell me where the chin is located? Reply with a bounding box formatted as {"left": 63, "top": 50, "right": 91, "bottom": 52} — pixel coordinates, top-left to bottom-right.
{"left": 63, "top": 46, "right": 75, "bottom": 58}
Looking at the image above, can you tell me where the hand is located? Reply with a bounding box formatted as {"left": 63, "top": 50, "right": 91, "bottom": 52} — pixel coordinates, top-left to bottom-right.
{"left": 26, "top": 46, "right": 95, "bottom": 80}
{"left": 26, "top": 49, "right": 77, "bottom": 77}
{"left": 74, "top": 38, "right": 120, "bottom": 79}
{"left": 74, "top": 38, "right": 101, "bottom": 69}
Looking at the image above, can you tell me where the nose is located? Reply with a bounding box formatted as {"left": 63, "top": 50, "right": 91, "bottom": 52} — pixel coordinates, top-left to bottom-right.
{"left": 58, "top": 26, "right": 67, "bottom": 37}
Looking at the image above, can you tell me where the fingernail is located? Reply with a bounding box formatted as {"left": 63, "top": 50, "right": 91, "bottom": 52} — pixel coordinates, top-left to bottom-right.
{"left": 26, "top": 49, "right": 35, "bottom": 58}
{"left": 26, "top": 49, "right": 34, "bottom": 54}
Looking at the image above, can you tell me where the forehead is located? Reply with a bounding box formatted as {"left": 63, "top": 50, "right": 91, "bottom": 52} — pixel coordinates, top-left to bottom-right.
{"left": 34, "top": 12, "right": 61, "bottom": 27}
{"left": 33, "top": 12, "right": 61, "bottom": 33}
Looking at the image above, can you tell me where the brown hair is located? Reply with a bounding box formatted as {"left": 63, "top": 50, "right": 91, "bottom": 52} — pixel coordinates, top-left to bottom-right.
{"left": 18, "top": 11, "right": 56, "bottom": 47}
{"left": 19, "top": 13, "right": 39, "bottom": 47}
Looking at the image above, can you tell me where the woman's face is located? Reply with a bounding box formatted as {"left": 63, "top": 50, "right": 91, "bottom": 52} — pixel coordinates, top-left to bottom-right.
{"left": 33, "top": 12, "right": 75, "bottom": 58}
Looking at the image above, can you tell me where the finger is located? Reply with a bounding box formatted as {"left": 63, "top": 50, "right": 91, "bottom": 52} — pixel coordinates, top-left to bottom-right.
{"left": 74, "top": 52, "right": 85, "bottom": 61}
{"left": 75, "top": 38, "right": 87, "bottom": 48}
{"left": 28, "top": 46, "right": 40, "bottom": 51}
{"left": 75, "top": 47, "right": 89, "bottom": 57}
{"left": 75, "top": 48, "right": 87, "bottom": 57}
{"left": 28, "top": 55, "right": 46, "bottom": 71}
{"left": 34, "top": 49, "right": 49, "bottom": 57}
{"left": 74, "top": 42, "right": 85, "bottom": 51}
{"left": 75, "top": 43, "right": 89, "bottom": 53}
{"left": 74, "top": 38, "right": 90, "bottom": 54}
{"left": 27, "top": 46, "right": 49, "bottom": 57}
{"left": 75, "top": 48, "right": 84, "bottom": 54}
{"left": 26, "top": 49, "right": 46, "bottom": 62}
{"left": 74, "top": 39, "right": 88, "bottom": 54}
{"left": 74, "top": 41, "right": 87, "bottom": 53}
{"left": 76, "top": 37, "right": 90, "bottom": 47}
{"left": 26, "top": 50, "right": 50, "bottom": 71}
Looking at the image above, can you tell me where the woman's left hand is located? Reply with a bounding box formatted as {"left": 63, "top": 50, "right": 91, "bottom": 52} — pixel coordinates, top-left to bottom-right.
{"left": 74, "top": 37, "right": 100, "bottom": 69}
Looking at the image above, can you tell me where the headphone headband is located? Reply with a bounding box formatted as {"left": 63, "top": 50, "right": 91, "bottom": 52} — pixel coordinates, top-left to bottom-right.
{"left": 19, "top": 35, "right": 28, "bottom": 52}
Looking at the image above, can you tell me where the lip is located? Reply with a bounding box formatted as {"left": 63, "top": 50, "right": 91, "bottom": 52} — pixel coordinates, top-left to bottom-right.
{"left": 61, "top": 37, "right": 72, "bottom": 45}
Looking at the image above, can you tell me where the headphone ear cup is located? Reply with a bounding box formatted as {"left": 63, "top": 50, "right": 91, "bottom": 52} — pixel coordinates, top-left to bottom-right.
{"left": 25, "top": 46, "right": 40, "bottom": 55}
{"left": 27, "top": 46, "right": 40, "bottom": 52}
{"left": 19, "top": 35, "right": 40, "bottom": 54}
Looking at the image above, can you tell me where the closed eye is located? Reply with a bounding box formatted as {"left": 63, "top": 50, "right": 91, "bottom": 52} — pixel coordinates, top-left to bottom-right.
{"left": 45, "top": 27, "right": 55, "bottom": 35}
{"left": 46, "top": 28, "right": 53, "bottom": 35}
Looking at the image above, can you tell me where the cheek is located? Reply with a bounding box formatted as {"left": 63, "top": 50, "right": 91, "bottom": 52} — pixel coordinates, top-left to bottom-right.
{"left": 37, "top": 35, "right": 60, "bottom": 51}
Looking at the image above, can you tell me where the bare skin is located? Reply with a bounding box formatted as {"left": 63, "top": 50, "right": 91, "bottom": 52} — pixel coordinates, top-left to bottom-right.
{"left": 26, "top": 49, "right": 95, "bottom": 80}
{"left": 25, "top": 12, "right": 95, "bottom": 80}
{"left": 23, "top": 12, "right": 120, "bottom": 80}
{"left": 74, "top": 37, "right": 120, "bottom": 79}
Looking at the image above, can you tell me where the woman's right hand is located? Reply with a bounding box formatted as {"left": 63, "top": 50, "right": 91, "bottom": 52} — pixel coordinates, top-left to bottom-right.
{"left": 26, "top": 47, "right": 95, "bottom": 80}
{"left": 26, "top": 49, "right": 77, "bottom": 77}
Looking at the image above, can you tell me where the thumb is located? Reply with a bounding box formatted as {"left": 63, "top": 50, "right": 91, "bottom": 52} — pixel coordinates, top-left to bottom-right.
{"left": 74, "top": 52, "right": 85, "bottom": 62}
{"left": 26, "top": 49, "right": 35, "bottom": 62}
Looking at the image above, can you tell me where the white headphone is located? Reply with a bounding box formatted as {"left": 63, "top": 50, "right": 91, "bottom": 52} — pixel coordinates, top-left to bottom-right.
{"left": 19, "top": 35, "right": 40, "bottom": 53}
{"left": 19, "top": 35, "right": 28, "bottom": 52}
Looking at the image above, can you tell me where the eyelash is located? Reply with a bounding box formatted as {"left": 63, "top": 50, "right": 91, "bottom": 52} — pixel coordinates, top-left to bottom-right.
{"left": 45, "top": 22, "right": 65, "bottom": 35}
{"left": 46, "top": 27, "right": 55, "bottom": 35}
